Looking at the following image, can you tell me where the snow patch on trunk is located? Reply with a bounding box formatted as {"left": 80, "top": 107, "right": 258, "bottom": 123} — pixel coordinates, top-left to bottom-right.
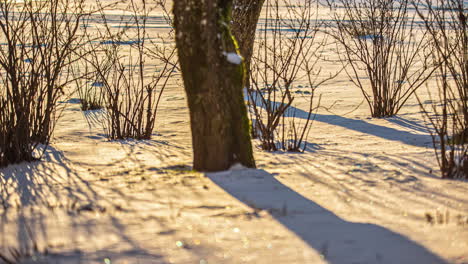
{"left": 223, "top": 52, "right": 243, "bottom": 65}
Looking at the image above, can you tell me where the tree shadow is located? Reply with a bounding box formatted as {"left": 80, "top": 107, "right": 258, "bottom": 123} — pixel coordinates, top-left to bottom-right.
{"left": 207, "top": 169, "right": 448, "bottom": 264}
{"left": 385, "top": 116, "right": 429, "bottom": 134}
{"left": 248, "top": 91, "right": 432, "bottom": 147}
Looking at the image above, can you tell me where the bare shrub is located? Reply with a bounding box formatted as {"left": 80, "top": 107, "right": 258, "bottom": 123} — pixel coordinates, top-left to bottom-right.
{"left": 0, "top": 0, "right": 89, "bottom": 167}
{"left": 248, "top": 0, "right": 336, "bottom": 151}
{"left": 415, "top": 0, "right": 468, "bottom": 179}
{"left": 83, "top": 0, "right": 177, "bottom": 140}
{"left": 327, "top": 0, "right": 436, "bottom": 117}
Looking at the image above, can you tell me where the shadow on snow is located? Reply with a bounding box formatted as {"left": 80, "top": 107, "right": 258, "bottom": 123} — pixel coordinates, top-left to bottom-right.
{"left": 207, "top": 168, "right": 447, "bottom": 264}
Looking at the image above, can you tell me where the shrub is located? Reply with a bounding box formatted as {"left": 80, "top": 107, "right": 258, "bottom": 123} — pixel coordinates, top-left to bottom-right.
{"left": 248, "top": 0, "right": 337, "bottom": 151}
{"left": 327, "top": 0, "right": 436, "bottom": 117}
{"left": 83, "top": 0, "right": 177, "bottom": 140}
{"left": 416, "top": 0, "right": 468, "bottom": 179}
{"left": 0, "top": 0, "right": 88, "bottom": 167}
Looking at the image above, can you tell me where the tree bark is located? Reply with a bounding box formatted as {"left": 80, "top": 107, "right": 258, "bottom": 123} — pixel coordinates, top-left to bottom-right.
{"left": 173, "top": 0, "right": 256, "bottom": 172}
{"left": 231, "top": 0, "right": 265, "bottom": 88}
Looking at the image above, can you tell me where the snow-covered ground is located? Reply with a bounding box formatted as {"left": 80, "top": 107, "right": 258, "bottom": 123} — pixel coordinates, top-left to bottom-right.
{"left": 1, "top": 2, "right": 468, "bottom": 264}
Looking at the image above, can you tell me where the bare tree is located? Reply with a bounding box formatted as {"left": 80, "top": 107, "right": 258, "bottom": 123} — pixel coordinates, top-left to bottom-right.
{"left": 173, "top": 0, "right": 256, "bottom": 172}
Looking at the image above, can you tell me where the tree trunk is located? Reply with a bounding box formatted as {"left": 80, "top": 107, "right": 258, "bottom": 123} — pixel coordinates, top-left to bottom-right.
{"left": 173, "top": 0, "right": 256, "bottom": 172}
{"left": 231, "top": 0, "right": 265, "bottom": 89}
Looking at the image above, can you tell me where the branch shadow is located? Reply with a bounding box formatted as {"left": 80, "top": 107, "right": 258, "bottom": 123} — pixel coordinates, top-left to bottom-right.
{"left": 0, "top": 146, "right": 168, "bottom": 263}
{"left": 0, "top": 146, "right": 106, "bottom": 210}
{"left": 207, "top": 168, "right": 448, "bottom": 264}
{"left": 285, "top": 149, "right": 468, "bottom": 214}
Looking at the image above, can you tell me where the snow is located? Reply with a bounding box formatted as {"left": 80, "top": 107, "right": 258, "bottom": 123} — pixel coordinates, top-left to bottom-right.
{"left": 223, "top": 52, "right": 243, "bottom": 65}
{"left": 0, "top": 2, "right": 467, "bottom": 264}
